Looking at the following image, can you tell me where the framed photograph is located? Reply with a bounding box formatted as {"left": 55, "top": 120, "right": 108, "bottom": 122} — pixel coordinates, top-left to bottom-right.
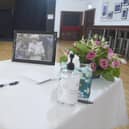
{"left": 12, "top": 30, "right": 57, "bottom": 65}
{"left": 122, "top": 0, "right": 129, "bottom": 6}
{"left": 107, "top": 11, "right": 113, "bottom": 19}
{"left": 102, "top": 3, "right": 108, "bottom": 17}
{"left": 121, "top": 8, "right": 128, "bottom": 19}
{"left": 114, "top": 3, "right": 122, "bottom": 13}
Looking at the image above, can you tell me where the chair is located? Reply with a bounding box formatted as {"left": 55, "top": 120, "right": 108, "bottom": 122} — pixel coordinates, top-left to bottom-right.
{"left": 112, "top": 29, "right": 118, "bottom": 52}
{"left": 107, "top": 29, "right": 118, "bottom": 51}
{"left": 116, "top": 37, "right": 123, "bottom": 53}
{"left": 125, "top": 39, "right": 129, "bottom": 60}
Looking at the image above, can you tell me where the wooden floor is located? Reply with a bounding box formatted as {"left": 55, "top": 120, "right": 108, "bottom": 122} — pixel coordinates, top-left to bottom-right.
{"left": 0, "top": 40, "right": 129, "bottom": 129}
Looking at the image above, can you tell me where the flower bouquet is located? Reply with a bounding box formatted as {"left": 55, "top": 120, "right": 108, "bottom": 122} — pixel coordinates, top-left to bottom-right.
{"left": 60, "top": 35, "right": 126, "bottom": 81}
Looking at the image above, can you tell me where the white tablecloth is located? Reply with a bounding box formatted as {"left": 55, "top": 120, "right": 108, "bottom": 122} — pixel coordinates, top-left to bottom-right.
{"left": 0, "top": 60, "right": 128, "bottom": 129}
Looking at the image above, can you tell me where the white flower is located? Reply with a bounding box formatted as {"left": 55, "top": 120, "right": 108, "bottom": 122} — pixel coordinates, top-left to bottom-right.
{"left": 94, "top": 34, "right": 98, "bottom": 39}
{"left": 101, "top": 37, "right": 105, "bottom": 42}
{"left": 90, "top": 39, "right": 94, "bottom": 44}
{"left": 73, "top": 42, "right": 77, "bottom": 47}
{"left": 103, "top": 44, "right": 109, "bottom": 48}
{"left": 120, "top": 58, "right": 127, "bottom": 64}
{"left": 81, "top": 35, "right": 85, "bottom": 41}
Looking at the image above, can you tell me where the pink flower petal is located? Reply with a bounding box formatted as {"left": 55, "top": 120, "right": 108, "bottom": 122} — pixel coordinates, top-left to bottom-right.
{"left": 99, "top": 59, "right": 109, "bottom": 69}
{"left": 86, "top": 52, "right": 96, "bottom": 61}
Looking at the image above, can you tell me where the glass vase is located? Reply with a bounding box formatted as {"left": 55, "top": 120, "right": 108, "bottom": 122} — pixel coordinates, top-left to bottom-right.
{"left": 79, "top": 64, "right": 93, "bottom": 99}
{"left": 57, "top": 64, "right": 81, "bottom": 105}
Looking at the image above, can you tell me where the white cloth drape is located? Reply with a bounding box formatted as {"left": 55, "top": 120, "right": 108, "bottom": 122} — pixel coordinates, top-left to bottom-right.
{"left": 0, "top": 60, "right": 128, "bottom": 129}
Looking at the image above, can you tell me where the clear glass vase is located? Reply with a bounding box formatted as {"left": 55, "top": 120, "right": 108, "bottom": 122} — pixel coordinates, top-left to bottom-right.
{"left": 57, "top": 64, "right": 81, "bottom": 105}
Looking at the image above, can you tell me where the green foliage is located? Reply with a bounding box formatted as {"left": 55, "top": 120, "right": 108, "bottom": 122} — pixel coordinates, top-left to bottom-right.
{"left": 102, "top": 70, "right": 115, "bottom": 81}
{"left": 112, "top": 68, "right": 120, "bottom": 77}
{"left": 59, "top": 34, "right": 123, "bottom": 81}
{"left": 60, "top": 55, "right": 67, "bottom": 63}
{"left": 101, "top": 68, "right": 120, "bottom": 81}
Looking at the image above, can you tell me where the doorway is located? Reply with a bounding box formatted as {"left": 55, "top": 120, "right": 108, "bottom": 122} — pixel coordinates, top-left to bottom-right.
{"left": 83, "top": 9, "right": 95, "bottom": 36}
{"left": 60, "top": 11, "right": 83, "bottom": 40}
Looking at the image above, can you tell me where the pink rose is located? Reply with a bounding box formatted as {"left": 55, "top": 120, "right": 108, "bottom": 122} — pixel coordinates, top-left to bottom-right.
{"left": 108, "top": 48, "right": 114, "bottom": 60}
{"left": 86, "top": 52, "right": 96, "bottom": 61}
{"left": 96, "top": 40, "right": 101, "bottom": 45}
{"left": 111, "top": 60, "right": 121, "bottom": 68}
{"left": 91, "top": 62, "right": 96, "bottom": 72}
{"left": 99, "top": 59, "right": 109, "bottom": 69}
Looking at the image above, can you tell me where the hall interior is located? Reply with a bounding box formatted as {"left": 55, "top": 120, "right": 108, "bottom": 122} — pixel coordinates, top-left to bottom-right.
{"left": 0, "top": 0, "right": 129, "bottom": 129}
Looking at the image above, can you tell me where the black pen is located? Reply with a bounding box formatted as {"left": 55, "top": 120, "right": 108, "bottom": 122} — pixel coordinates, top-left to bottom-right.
{"left": 0, "top": 81, "right": 19, "bottom": 88}
{"left": 78, "top": 99, "right": 93, "bottom": 104}
{"left": 37, "top": 78, "right": 57, "bottom": 85}
{"left": 37, "top": 79, "right": 52, "bottom": 85}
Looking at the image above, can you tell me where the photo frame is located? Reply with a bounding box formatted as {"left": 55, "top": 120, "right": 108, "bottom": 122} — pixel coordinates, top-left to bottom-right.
{"left": 107, "top": 11, "right": 113, "bottom": 19}
{"left": 122, "top": 0, "right": 129, "bottom": 6}
{"left": 12, "top": 30, "right": 57, "bottom": 65}
{"left": 121, "top": 8, "right": 128, "bottom": 19}
{"left": 114, "top": 3, "right": 122, "bottom": 13}
{"left": 102, "top": 3, "right": 108, "bottom": 17}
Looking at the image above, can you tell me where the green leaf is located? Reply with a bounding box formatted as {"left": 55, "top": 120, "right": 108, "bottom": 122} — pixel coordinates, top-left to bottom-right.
{"left": 70, "top": 45, "right": 89, "bottom": 63}
{"left": 60, "top": 56, "right": 67, "bottom": 63}
{"left": 76, "top": 43, "right": 90, "bottom": 54}
{"left": 70, "top": 47, "right": 81, "bottom": 55}
{"left": 102, "top": 70, "right": 114, "bottom": 81}
{"left": 112, "top": 68, "right": 120, "bottom": 77}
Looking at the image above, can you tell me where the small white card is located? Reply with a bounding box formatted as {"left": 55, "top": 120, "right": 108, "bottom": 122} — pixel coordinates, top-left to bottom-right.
{"left": 22, "top": 69, "right": 55, "bottom": 83}
{"left": 47, "top": 14, "right": 54, "bottom": 20}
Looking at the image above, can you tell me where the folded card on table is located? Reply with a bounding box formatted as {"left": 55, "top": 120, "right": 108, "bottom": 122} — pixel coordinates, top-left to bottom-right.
{"left": 21, "top": 69, "right": 55, "bottom": 83}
